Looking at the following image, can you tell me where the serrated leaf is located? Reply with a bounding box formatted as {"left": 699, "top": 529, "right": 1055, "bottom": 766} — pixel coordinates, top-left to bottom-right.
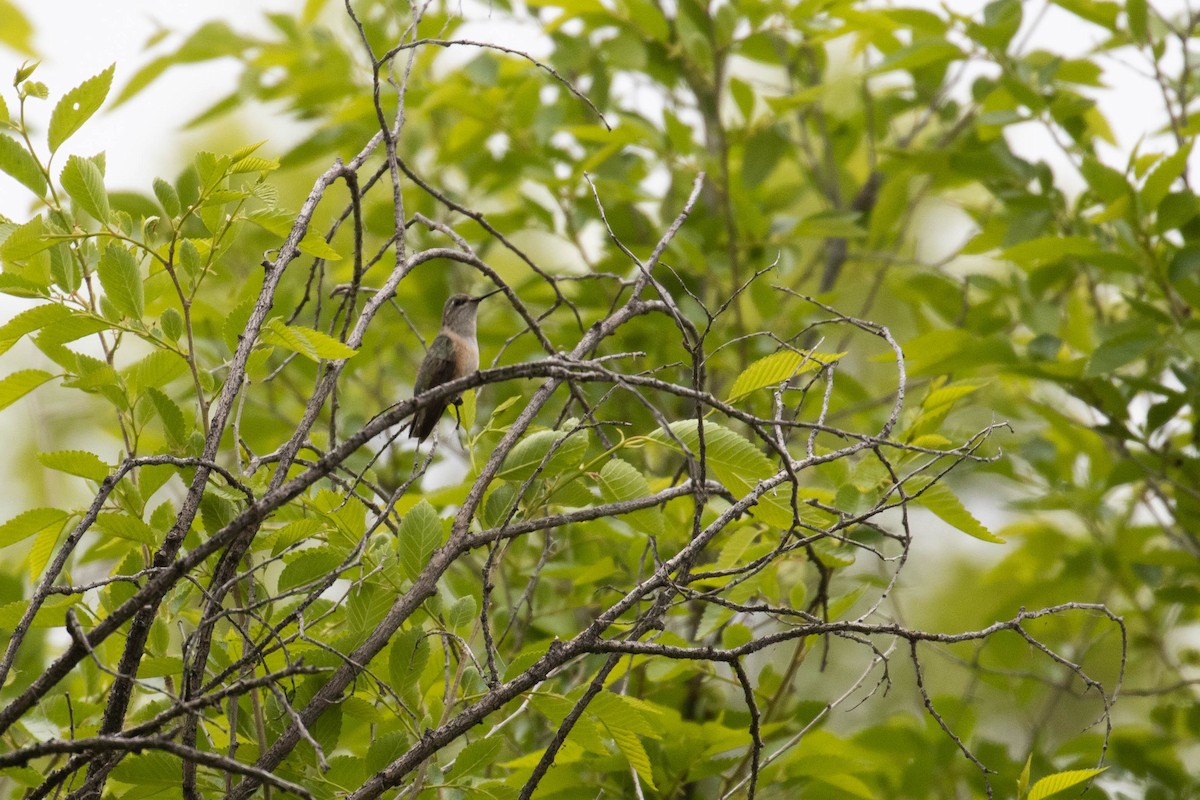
{"left": 298, "top": 231, "right": 342, "bottom": 261}
{"left": 60, "top": 155, "right": 110, "bottom": 222}
{"left": 446, "top": 595, "right": 477, "bottom": 631}
{"left": 389, "top": 627, "right": 430, "bottom": 693}
{"left": 911, "top": 480, "right": 1004, "bottom": 543}
{"left": 727, "top": 349, "right": 845, "bottom": 402}
{"left": 111, "top": 752, "right": 181, "bottom": 787}
{"left": 0, "top": 368, "right": 53, "bottom": 412}
{"left": 145, "top": 387, "right": 187, "bottom": 447}
{"left": 398, "top": 500, "right": 442, "bottom": 581}
{"left": 268, "top": 518, "right": 325, "bottom": 556}
{"left": 0, "top": 507, "right": 68, "bottom": 547}
{"left": 500, "top": 427, "right": 589, "bottom": 481}
{"left": 597, "top": 458, "right": 662, "bottom": 536}
{"left": 48, "top": 64, "right": 114, "bottom": 153}
{"left": 446, "top": 736, "right": 504, "bottom": 782}
{"left": 261, "top": 318, "right": 357, "bottom": 362}
{"left": 0, "top": 133, "right": 47, "bottom": 197}
{"left": 28, "top": 520, "right": 60, "bottom": 579}
{"left": 279, "top": 546, "right": 343, "bottom": 591}
{"left": 124, "top": 349, "right": 188, "bottom": 396}
{"left": 153, "top": 177, "right": 180, "bottom": 217}
{"left": 37, "top": 449, "right": 109, "bottom": 481}
{"left": 650, "top": 420, "right": 793, "bottom": 528}
{"left": 1, "top": 215, "right": 51, "bottom": 262}
{"left": 607, "top": 726, "right": 658, "bottom": 792}
{"left": 482, "top": 483, "right": 519, "bottom": 528}
{"left": 367, "top": 731, "right": 410, "bottom": 775}
{"left": 0, "top": 303, "right": 71, "bottom": 356}
{"left": 1027, "top": 768, "right": 1107, "bottom": 800}
{"left": 230, "top": 155, "right": 279, "bottom": 174}
{"left": 93, "top": 513, "right": 158, "bottom": 545}
{"left": 97, "top": 244, "right": 143, "bottom": 319}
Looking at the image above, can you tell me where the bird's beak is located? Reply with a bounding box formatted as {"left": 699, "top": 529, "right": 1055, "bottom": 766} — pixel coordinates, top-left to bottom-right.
{"left": 474, "top": 287, "right": 504, "bottom": 302}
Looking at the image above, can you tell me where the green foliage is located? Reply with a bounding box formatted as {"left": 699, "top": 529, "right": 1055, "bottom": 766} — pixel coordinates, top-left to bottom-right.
{"left": 0, "top": 0, "right": 1198, "bottom": 797}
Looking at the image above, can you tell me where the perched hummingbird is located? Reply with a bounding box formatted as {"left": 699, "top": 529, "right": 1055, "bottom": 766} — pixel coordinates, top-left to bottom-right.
{"left": 408, "top": 289, "right": 501, "bottom": 442}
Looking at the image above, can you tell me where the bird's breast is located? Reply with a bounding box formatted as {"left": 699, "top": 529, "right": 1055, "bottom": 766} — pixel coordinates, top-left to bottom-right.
{"left": 444, "top": 330, "right": 479, "bottom": 378}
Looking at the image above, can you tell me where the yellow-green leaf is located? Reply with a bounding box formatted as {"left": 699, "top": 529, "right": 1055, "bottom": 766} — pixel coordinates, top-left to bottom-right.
{"left": 0, "top": 133, "right": 47, "bottom": 197}
{"left": 48, "top": 64, "right": 114, "bottom": 153}
{"left": 0, "top": 507, "right": 68, "bottom": 547}
{"left": 262, "top": 318, "right": 357, "bottom": 362}
{"left": 727, "top": 349, "right": 845, "bottom": 402}
{"left": 0, "top": 368, "right": 54, "bottom": 412}
{"left": 1027, "top": 768, "right": 1107, "bottom": 800}
{"left": 911, "top": 480, "right": 1004, "bottom": 543}
{"left": 597, "top": 457, "right": 663, "bottom": 536}
{"left": 97, "top": 244, "right": 143, "bottom": 319}
{"left": 60, "top": 155, "right": 109, "bottom": 223}
{"left": 298, "top": 231, "right": 342, "bottom": 261}
{"left": 37, "top": 449, "right": 109, "bottom": 481}
{"left": 650, "top": 420, "right": 792, "bottom": 528}
{"left": 398, "top": 500, "right": 442, "bottom": 581}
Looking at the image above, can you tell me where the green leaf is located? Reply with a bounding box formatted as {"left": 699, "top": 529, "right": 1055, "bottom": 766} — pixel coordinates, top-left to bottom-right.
{"left": 0, "top": 303, "right": 72, "bottom": 356}
{"left": 48, "top": 65, "right": 115, "bottom": 153}
{"left": 794, "top": 211, "right": 866, "bottom": 239}
{"left": 60, "top": 155, "right": 110, "bottom": 223}
{"left": 911, "top": 481, "right": 1004, "bottom": 543}
{"left": 1051, "top": 0, "right": 1119, "bottom": 30}
{"left": 93, "top": 513, "right": 158, "bottom": 545}
{"left": 1084, "top": 327, "right": 1157, "bottom": 376}
{"left": 1027, "top": 768, "right": 1107, "bottom": 800}
{"left": 0, "top": 368, "right": 53, "bottom": 412}
{"left": 446, "top": 736, "right": 504, "bottom": 782}
{"left": 500, "top": 426, "right": 589, "bottom": 481}
{"left": 873, "top": 39, "right": 963, "bottom": 73}
{"left": 267, "top": 518, "right": 324, "bottom": 556}
{"left": 1002, "top": 236, "right": 1101, "bottom": 267}
{"left": 482, "top": 483, "right": 519, "bottom": 528}
{"left": 650, "top": 420, "right": 793, "bottom": 529}
{"left": 398, "top": 500, "right": 442, "bottom": 581}
{"left": 608, "top": 726, "right": 658, "bottom": 791}
{"left": 389, "top": 626, "right": 430, "bottom": 694}
{"left": 1140, "top": 143, "right": 1193, "bottom": 212}
{"left": 0, "top": 133, "right": 47, "bottom": 197}
{"left": 160, "top": 307, "right": 184, "bottom": 341}
{"left": 97, "top": 244, "right": 144, "bottom": 319}
{"left": 727, "top": 349, "right": 845, "bottom": 402}
{"left": 0, "top": 0, "right": 34, "bottom": 55}
{"left": 279, "top": 546, "right": 343, "bottom": 591}
{"left": 145, "top": 387, "right": 188, "bottom": 447}
{"left": 153, "top": 177, "right": 181, "bottom": 217}
{"left": 0, "top": 507, "right": 68, "bottom": 547}
{"left": 29, "top": 521, "right": 60, "bottom": 579}
{"left": 124, "top": 349, "right": 188, "bottom": 396}
{"left": 1127, "top": 0, "right": 1148, "bottom": 41}
{"left": 261, "top": 318, "right": 357, "bottom": 362}
{"left": 111, "top": 752, "right": 181, "bottom": 787}
{"left": 230, "top": 155, "right": 280, "bottom": 174}
{"left": 597, "top": 457, "right": 662, "bottom": 536}
{"left": 297, "top": 231, "right": 343, "bottom": 261}
{"left": 37, "top": 450, "right": 109, "bottom": 481}
{"left": 0, "top": 215, "right": 51, "bottom": 262}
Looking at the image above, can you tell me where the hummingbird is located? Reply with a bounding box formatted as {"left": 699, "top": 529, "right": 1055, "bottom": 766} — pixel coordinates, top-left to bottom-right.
{"left": 408, "top": 288, "right": 501, "bottom": 442}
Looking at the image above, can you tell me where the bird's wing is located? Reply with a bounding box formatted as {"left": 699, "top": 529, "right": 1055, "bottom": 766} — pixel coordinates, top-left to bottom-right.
{"left": 410, "top": 335, "right": 457, "bottom": 441}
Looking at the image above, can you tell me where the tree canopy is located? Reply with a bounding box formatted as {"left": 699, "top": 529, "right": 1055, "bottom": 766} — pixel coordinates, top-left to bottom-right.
{"left": 0, "top": 0, "right": 1198, "bottom": 798}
